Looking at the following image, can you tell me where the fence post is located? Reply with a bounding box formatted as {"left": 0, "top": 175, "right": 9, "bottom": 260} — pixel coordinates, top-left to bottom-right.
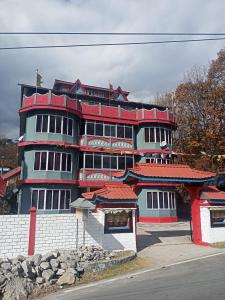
{"left": 28, "top": 207, "right": 37, "bottom": 256}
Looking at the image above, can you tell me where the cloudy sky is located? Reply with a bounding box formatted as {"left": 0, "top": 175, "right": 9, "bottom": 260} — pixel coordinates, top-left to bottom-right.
{"left": 0, "top": 0, "right": 225, "bottom": 138}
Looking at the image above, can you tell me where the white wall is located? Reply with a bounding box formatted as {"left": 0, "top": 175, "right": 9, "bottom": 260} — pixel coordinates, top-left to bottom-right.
{"left": 201, "top": 207, "right": 225, "bottom": 244}
{"left": 0, "top": 210, "right": 136, "bottom": 258}
{"left": 0, "top": 215, "right": 30, "bottom": 258}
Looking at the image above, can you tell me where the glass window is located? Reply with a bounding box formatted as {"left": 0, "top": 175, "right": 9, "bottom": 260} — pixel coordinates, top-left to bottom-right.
{"left": 150, "top": 128, "right": 155, "bottom": 142}
{"left": 79, "top": 154, "right": 84, "bottom": 168}
{"left": 38, "top": 190, "right": 45, "bottom": 209}
{"left": 147, "top": 192, "right": 153, "bottom": 208}
{"left": 153, "top": 192, "right": 158, "bottom": 209}
{"left": 94, "top": 155, "right": 101, "bottom": 169}
{"left": 36, "top": 115, "right": 42, "bottom": 132}
{"left": 52, "top": 190, "right": 59, "bottom": 209}
{"left": 42, "top": 115, "right": 48, "bottom": 132}
{"left": 80, "top": 121, "right": 85, "bottom": 135}
{"left": 87, "top": 122, "right": 94, "bottom": 135}
{"left": 168, "top": 130, "right": 172, "bottom": 144}
{"left": 65, "top": 190, "right": 71, "bottom": 209}
{"left": 85, "top": 154, "right": 94, "bottom": 168}
{"left": 211, "top": 210, "right": 225, "bottom": 228}
{"left": 144, "top": 128, "right": 149, "bottom": 142}
{"left": 125, "top": 126, "right": 132, "bottom": 139}
{"left": 60, "top": 190, "right": 65, "bottom": 209}
{"left": 48, "top": 152, "right": 54, "bottom": 170}
{"left": 96, "top": 123, "right": 103, "bottom": 136}
{"left": 61, "top": 153, "right": 67, "bottom": 171}
{"left": 104, "top": 211, "right": 133, "bottom": 234}
{"left": 164, "top": 192, "right": 169, "bottom": 208}
{"left": 46, "top": 190, "right": 52, "bottom": 209}
{"left": 68, "top": 119, "right": 73, "bottom": 136}
{"left": 156, "top": 128, "right": 160, "bottom": 142}
{"left": 118, "top": 156, "right": 125, "bottom": 170}
{"left": 159, "top": 192, "right": 164, "bottom": 208}
{"left": 31, "top": 190, "right": 38, "bottom": 208}
{"left": 55, "top": 153, "right": 61, "bottom": 171}
{"left": 103, "top": 155, "right": 110, "bottom": 169}
{"left": 34, "top": 152, "right": 40, "bottom": 170}
{"left": 40, "top": 152, "right": 47, "bottom": 170}
{"left": 49, "top": 116, "right": 56, "bottom": 133}
{"left": 104, "top": 124, "right": 111, "bottom": 137}
{"left": 67, "top": 154, "right": 72, "bottom": 172}
{"left": 56, "top": 116, "right": 61, "bottom": 133}
{"left": 160, "top": 128, "right": 165, "bottom": 142}
{"left": 63, "top": 117, "right": 68, "bottom": 135}
{"left": 117, "top": 125, "right": 125, "bottom": 138}
{"left": 111, "top": 156, "right": 117, "bottom": 169}
{"left": 111, "top": 125, "right": 116, "bottom": 137}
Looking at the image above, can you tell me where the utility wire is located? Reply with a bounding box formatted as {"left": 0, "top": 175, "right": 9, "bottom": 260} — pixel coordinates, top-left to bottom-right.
{"left": 1, "top": 32, "right": 225, "bottom": 36}
{"left": 1, "top": 37, "right": 225, "bottom": 51}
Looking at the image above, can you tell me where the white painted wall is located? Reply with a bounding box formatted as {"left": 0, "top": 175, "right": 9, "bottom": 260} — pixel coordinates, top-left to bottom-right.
{"left": 201, "top": 206, "right": 225, "bottom": 244}
{"left": 0, "top": 210, "right": 136, "bottom": 258}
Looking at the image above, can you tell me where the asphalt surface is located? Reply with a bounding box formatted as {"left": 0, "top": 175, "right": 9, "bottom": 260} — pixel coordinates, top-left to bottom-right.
{"left": 45, "top": 252, "right": 225, "bottom": 300}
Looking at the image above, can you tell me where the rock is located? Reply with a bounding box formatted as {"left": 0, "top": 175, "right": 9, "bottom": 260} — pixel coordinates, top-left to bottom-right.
{"left": 1, "top": 262, "right": 11, "bottom": 272}
{"left": 36, "top": 277, "right": 45, "bottom": 284}
{"left": 35, "top": 266, "right": 42, "bottom": 277}
{"left": 41, "top": 253, "right": 54, "bottom": 262}
{"left": 57, "top": 269, "right": 76, "bottom": 286}
{"left": 56, "top": 269, "right": 65, "bottom": 276}
{"left": 40, "top": 262, "right": 50, "bottom": 270}
{"left": 76, "top": 266, "right": 84, "bottom": 274}
{"left": 50, "top": 259, "right": 59, "bottom": 271}
{"left": 52, "top": 250, "right": 60, "bottom": 258}
{"left": 32, "top": 254, "right": 42, "bottom": 266}
{"left": 3, "top": 277, "right": 28, "bottom": 300}
{"left": 49, "top": 279, "right": 57, "bottom": 285}
{"left": 21, "top": 260, "right": 36, "bottom": 278}
{"left": 42, "top": 269, "right": 54, "bottom": 282}
{"left": 16, "top": 255, "right": 26, "bottom": 262}
{"left": 0, "top": 275, "right": 6, "bottom": 285}
{"left": 60, "top": 262, "right": 67, "bottom": 270}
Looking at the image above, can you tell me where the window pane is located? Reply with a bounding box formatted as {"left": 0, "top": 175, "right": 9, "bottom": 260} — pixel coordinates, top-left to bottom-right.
{"left": 65, "top": 190, "right": 70, "bottom": 209}
{"left": 153, "top": 192, "right": 158, "bottom": 209}
{"left": 168, "top": 130, "right": 172, "bottom": 144}
{"left": 79, "top": 154, "right": 84, "bottom": 168}
{"left": 125, "top": 126, "right": 132, "bottom": 139}
{"left": 147, "top": 192, "right": 152, "bottom": 208}
{"left": 96, "top": 123, "right": 103, "bottom": 136}
{"left": 67, "top": 154, "right": 71, "bottom": 172}
{"left": 34, "top": 152, "right": 40, "bottom": 170}
{"left": 46, "top": 190, "right": 52, "bottom": 209}
{"left": 111, "top": 126, "right": 116, "bottom": 137}
{"left": 49, "top": 116, "right": 56, "bottom": 133}
{"left": 111, "top": 156, "right": 117, "bottom": 169}
{"left": 169, "top": 192, "right": 173, "bottom": 208}
{"left": 40, "top": 152, "right": 47, "bottom": 170}
{"left": 60, "top": 190, "right": 65, "bottom": 209}
{"left": 118, "top": 156, "right": 125, "bottom": 169}
{"left": 61, "top": 153, "right": 67, "bottom": 171}
{"left": 160, "top": 128, "right": 165, "bottom": 142}
{"left": 36, "top": 115, "right": 42, "bottom": 132}
{"left": 55, "top": 153, "right": 61, "bottom": 171}
{"left": 126, "top": 156, "right": 133, "bottom": 168}
{"left": 56, "top": 116, "right": 61, "bottom": 133}
{"left": 117, "top": 125, "right": 124, "bottom": 138}
{"left": 94, "top": 155, "right": 101, "bottom": 169}
{"left": 63, "top": 117, "right": 68, "bottom": 135}
{"left": 68, "top": 119, "right": 73, "bottom": 136}
{"left": 105, "top": 125, "right": 111, "bottom": 137}
{"left": 103, "top": 155, "right": 110, "bottom": 169}
{"left": 156, "top": 128, "right": 160, "bottom": 142}
{"left": 42, "top": 115, "right": 48, "bottom": 132}
{"left": 159, "top": 192, "right": 164, "bottom": 208}
{"left": 80, "top": 121, "right": 85, "bottom": 135}
{"left": 150, "top": 128, "right": 155, "bottom": 142}
{"left": 85, "top": 154, "right": 93, "bottom": 168}
{"left": 164, "top": 192, "right": 169, "bottom": 208}
{"left": 173, "top": 193, "right": 176, "bottom": 209}
{"left": 48, "top": 152, "right": 54, "bottom": 170}
{"left": 53, "top": 190, "right": 59, "bottom": 209}
{"left": 87, "top": 122, "right": 94, "bottom": 135}
{"left": 31, "top": 190, "right": 38, "bottom": 208}
{"left": 38, "top": 190, "right": 45, "bottom": 209}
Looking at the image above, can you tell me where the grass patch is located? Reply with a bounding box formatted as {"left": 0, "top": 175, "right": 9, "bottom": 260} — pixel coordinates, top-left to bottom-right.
{"left": 76, "top": 256, "right": 152, "bottom": 286}
{"left": 210, "top": 242, "right": 225, "bottom": 248}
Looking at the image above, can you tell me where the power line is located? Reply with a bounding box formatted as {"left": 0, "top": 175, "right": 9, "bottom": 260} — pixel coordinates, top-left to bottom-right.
{"left": 1, "top": 37, "right": 225, "bottom": 51}
{"left": 1, "top": 32, "right": 225, "bottom": 36}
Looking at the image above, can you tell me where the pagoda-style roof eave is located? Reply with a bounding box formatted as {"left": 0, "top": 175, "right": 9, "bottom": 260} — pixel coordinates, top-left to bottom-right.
{"left": 94, "top": 196, "right": 137, "bottom": 204}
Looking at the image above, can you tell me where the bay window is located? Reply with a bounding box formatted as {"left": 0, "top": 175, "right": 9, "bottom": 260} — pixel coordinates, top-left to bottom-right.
{"left": 147, "top": 191, "right": 176, "bottom": 210}
{"left": 36, "top": 114, "right": 73, "bottom": 136}
{"left": 34, "top": 151, "right": 72, "bottom": 172}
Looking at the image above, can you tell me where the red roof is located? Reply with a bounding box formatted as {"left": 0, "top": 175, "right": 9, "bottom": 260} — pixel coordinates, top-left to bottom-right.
{"left": 82, "top": 182, "right": 137, "bottom": 201}
{"left": 114, "top": 163, "right": 215, "bottom": 181}
{"left": 2, "top": 166, "right": 21, "bottom": 181}
{"left": 200, "top": 186, "right": 225, "bottom": 200}
{"left": 0, "top": 176, "right": 6, "bottom": 197}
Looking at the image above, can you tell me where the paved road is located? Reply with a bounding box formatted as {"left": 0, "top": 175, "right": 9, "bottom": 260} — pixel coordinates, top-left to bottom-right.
{"left": 46, "top": 253, "right": 225, "bottom": 300}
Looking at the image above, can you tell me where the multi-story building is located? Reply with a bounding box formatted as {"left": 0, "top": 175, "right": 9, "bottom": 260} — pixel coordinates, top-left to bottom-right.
{"left": 18, "top": 79, "right": 176, "bottom": 221}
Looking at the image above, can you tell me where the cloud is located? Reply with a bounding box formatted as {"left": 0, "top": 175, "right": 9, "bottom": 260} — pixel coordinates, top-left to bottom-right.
{"left": 0, "top": 0, "right": 225, "bottom": 138}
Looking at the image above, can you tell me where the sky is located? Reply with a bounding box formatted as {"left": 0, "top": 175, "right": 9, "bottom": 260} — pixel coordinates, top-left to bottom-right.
{"left": 0, "top": 0, "right": 225, "bottom": 139}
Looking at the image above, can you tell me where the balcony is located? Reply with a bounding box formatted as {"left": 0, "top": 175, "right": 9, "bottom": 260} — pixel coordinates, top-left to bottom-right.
{"left": 21, "top": 92, "right": 176, "bottom": 125}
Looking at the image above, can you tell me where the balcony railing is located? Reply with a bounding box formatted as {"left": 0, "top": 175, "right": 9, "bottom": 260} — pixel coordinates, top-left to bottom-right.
{"left": 21, "top": 92, "right": 175, "bottom": 124}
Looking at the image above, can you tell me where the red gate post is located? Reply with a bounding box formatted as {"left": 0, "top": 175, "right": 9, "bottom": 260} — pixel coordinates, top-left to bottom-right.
{"left": 28, "top": 207, "right": 37, "bottom": 256}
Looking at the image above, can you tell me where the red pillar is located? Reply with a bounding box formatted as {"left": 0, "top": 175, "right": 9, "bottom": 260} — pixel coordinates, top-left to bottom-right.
{"left": 189, "top": 185, "right": 208, "bottom": 245}
{"left": 28, "top": 207, "right": 37, "bottom": 256}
